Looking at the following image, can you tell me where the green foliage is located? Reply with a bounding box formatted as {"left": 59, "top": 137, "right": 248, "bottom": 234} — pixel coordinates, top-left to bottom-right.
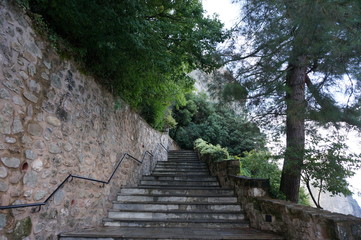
{"left": 302, "top": 127, "right": 361, "bottom": 208}
{"left": 194, "top": 138, "right": 229, "bottom": 162}
{"left": 240, "top": 150, "right": 309, "bottom": 204}
{"left": 170, "top": 93, "right": 265, "bottom": 154}
{"left": 227, "top": 0, "right": 361, "bottom": 201}
{"left": 240, "top": 150, "right": 283, "bottom": 199}
{"left": 27, "top": 0, "right": 227, "bottom": 129}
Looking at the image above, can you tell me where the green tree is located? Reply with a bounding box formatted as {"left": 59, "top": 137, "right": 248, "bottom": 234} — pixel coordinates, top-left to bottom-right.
{"left": 227, "top": 0, "right": 361, "bottom": 202}
{"left": 28, "top": 0, "right": 227, "bottom": 128}
{"left": 302, "top": 127, "right": 361, "bottom": 208}
{"left": 170, "top": 93, "right": 265, "bottom": 155}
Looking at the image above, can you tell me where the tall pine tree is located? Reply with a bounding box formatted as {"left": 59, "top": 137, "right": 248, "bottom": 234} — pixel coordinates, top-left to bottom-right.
{"left": 225, "top": 0, "right": 361, "bottom": 201}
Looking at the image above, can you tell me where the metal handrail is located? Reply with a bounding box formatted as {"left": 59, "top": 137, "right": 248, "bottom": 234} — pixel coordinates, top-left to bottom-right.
{"left": 0, "top": 142, "right": 168, "bottom": 210}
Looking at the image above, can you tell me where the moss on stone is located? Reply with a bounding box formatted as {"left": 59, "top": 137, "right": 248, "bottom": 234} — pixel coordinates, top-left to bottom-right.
{"left": 7, "top": 216, "right": 32, "bottom": 240}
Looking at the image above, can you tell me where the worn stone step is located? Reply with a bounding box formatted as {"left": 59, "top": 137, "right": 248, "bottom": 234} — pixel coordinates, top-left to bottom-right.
{"left": 151, "top": 171, "right": 209, "bottom": 176}
{"left": 108, "top": 209, "right": 245, "bottom": 221}
{"left": 141, "top": 175, "right": 216, "bottom": 181}
{"left": 166, "top": 158, "right": 199, "bottom": 161}
{"left": 117, "top": 195, "right": 238, "bottom": 203}
{"left": 138, "top": 185, "right": 222, "bottom": 190}
{"left": 112, "top": 202, "right": 242, "bottom": 211}
{"left": 140, "top": 180, "right": 219, "bottom": 187}
{"left": 152, "top": 168, "right": 208, "bottom": 172}
{"left": 102, "top": 219, "right": 251, "bottom": 229}
{"left": 60, "top": 226, "right": 284, "bottom": 240}
{"left": 155, "top": 164, "right": 207, "bottom": 169}
{"left": 137, "top": 185, "right": 225, "bottom": 190}
{"left": 119, "top": 188, "right": 235, "bottom": 196}
{"left": 153, "top": 166, "right": 208, "bottom": 172}
{"left": 157, "top": 161, "right": 206, "bottom": 165}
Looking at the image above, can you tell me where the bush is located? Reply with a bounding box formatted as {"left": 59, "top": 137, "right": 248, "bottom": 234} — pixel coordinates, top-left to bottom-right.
{"left": 194, "top": 138, "right": 229, "bottom": 162}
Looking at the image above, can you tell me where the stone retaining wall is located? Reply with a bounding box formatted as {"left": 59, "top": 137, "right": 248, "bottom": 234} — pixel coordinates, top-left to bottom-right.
{"left": 201, "top": 157, "right": 361, "bottom": 240}
{"left": 0, "top": 1, "right": 177, "bottom": 239}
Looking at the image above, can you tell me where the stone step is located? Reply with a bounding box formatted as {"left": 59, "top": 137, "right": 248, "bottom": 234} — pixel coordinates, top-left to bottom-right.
{"left": 137, "top": 185, "right": 224, "bottom": 190}
{"left": 155, "top": 164, "right": 207, "bottom": 169}
{"left": 156, "top": 161, "right": 206, "bottom": 165}
{"left": 154, "top": 165, "right": 208, "bottom": 169}
{"left": 152, "top": 169, "right": 209, "bottom": 173}
{"left": 102, "top": 219, "right": 251, "bottom": 229}
{"left": 112, "top": 202, "right": 242, "bottom": 211}
{"left": 119, "top": 188, "right": 236, "bottom": 196}
{"left": 151, "top": 171, "right": 209, "bottom": 176}
{"left": 141, "top": 175, "right": 217, "bottom": 181}
{"left": 107, "top": 210, "right": 245, "bottom": 221}
{"left": 60, "top": 226, "right": 284, "bottom": 239}
{"left": 117, "top": 195, "right": 238, "bottom": 203}
{"left": 167, "top": 156, "right": 200, "bottom": 162}
{"left": 140, "top": 180, "right": 219, "bottom": 187}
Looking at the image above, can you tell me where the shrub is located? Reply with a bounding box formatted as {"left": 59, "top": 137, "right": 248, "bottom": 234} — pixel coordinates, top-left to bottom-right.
{"left": 194, "top": 138, "right": 229, "bottom": 162}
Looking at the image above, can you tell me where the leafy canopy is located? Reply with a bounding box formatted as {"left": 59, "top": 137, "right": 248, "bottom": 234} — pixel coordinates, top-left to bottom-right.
{"left": 27, "top": 0, "right": 227, "bottom": 128}
{"left": 170, "top": 93, "right": 265, "bottom": 155}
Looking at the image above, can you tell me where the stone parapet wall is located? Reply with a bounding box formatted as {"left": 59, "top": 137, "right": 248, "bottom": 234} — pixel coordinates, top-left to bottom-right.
{"left": 0, "top": 1, "right": 177, "bottom": 239}
{"left": 201, "top": 157, "right": 361, "bottom": 240}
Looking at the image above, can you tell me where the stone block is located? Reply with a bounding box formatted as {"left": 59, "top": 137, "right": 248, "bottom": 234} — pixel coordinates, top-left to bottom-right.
{"left": 23, "top": 91, "right": 38, "bottom": 103}
{"left": 1, "top": 157, "right": 20, "bottom": 168}
{"left": 46, "top": 116, "right": 61, "bottom": 127}
{"left": 28, "top": 123, "right": 42, "bottom": 136}
{"left": 23, "top": 170, "right": 37, "bottom": 187}
{"left": 0, "top": 167, "right": 7, "bottom": 178}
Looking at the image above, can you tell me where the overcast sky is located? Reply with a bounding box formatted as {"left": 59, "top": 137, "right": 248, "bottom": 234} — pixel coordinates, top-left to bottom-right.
{"left": 201, "top": 0, "right": 240, "bottom": 29}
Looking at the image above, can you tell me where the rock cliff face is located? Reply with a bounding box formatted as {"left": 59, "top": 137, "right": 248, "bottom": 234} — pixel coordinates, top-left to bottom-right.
{"left": 316, "top": 191, "right": 361, "bottom": 218}
{"left": 0, "top": 1, "right": 176, "bottom": 238}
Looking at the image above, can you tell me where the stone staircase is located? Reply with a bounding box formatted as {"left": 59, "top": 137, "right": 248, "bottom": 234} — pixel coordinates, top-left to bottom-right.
{"left": 60, "top": 150, "right": 283, "bottom": 239}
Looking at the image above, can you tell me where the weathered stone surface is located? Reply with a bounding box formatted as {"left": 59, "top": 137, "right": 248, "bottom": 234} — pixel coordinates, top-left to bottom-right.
{"left": 1, "top": 157, "right": 20, "bottom": 168}
{"left": 9, "top": 171, "right": 22, "bottom": 184}
{"left": 44, "top": 60, "right": 51, "bottom": 69}
{"left": 34, "top": 190, "right": 47, "bottom": 201}
{"left": 32, "top": 159, "right": 43, "bottom": 172}
{"left": 50, "top": 74, "right": 62, "bottom": 89}
{"left": 23, "top": 170, "right": 37, "bottom": 187}
{"left": 28, "top": 80, "right": 40, "bottom": 93}
{"left": 28, "top": 123, "right": 42, "bottom": 136}
{"left": 13, "top": 95, "right": 25, "bottom": 106}
{"left": 11, "top": 217, "right": 32, "bottom": 239}
{"left": 19, "top": 71, "right": 29, "bottom": 79}
{"left": 0, "top": 88, "right": 10, "bottom": 99}
{"left": 0, "top": 214, "right": 6, "bottom": 230}
{"left": 63, "top": 142, "right": 72, "bottom": 152}
{"left": 25, "top": 150, "right": 37, "bottom": 160}
{"left": 54, "top": 189, "right": 65, "bottom": 206}
{"left": 28, "top": 64, "right": 36, "bottom": 76}
{"left": 49, "top": 143, "right": 61, "bottom": 154}
{"left": 13, "top": 115, "right": 24, "bottom": 134}
{"left": 41, "top": 72, "right": 49, "bottom": 80}
{"left": 46, "top": 116, "right": 61, "bottom": 127}
{"left": 23, "top": 91, "right": 38, "bottom": 103}
{"left": 0, "top": 167, "right": 7, "bottom": 178}
{"left": 0, "top": 180, "right": 8, "bottom": 192}
{"left": 0, "top": 103, "right": 13, "bottom": 134}
{"left": 33, "top": 140, "right": 45, "bottom": 149}
{"left": 5, "top": 137, "right": 16, "bottom": 144}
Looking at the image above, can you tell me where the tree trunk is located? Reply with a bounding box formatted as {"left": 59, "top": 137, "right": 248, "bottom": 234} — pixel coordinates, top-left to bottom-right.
{"left": 280, "top": 55, "right": 307, "bottom": 202}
